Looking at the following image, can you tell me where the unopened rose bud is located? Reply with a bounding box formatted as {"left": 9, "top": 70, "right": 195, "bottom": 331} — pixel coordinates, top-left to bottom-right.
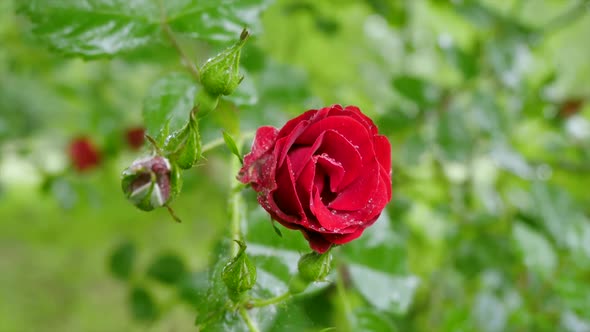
{"left": 199, "top": 29, "right": 249, "bottom": 97}
{"left": 297, "top": 250, "right": 333, "bottom": 283}
{"left": 121, "top": 156, "right": 181, "bottom": 211}
{"left": 222, "top": 241, "right": 257, "bottom": 301}
{"left": 288, "top": 250, "right": 332, "bottom": 295}
{"left": 163, "top": 111, "right": 201, "bottom": 170}
{"left": 125, "top": 127, "right": 145, "bottom": 150}
{"left": 68, "top": 137, "right": 101, "bottom": 172}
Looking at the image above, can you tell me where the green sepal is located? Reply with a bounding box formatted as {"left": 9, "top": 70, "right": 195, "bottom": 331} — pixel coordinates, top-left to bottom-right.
{"left": 199, "top": 29, "right": 249, "bottom": 97}
{"left": 163, "top": 110, "right": 202, "bottom": 170}
{"left": 221, "top": 240, "right": 257, "bottom": 302}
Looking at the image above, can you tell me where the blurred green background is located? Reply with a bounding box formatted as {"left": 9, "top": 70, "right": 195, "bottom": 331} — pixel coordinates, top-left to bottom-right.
{"left": 1, "top": 0, "right": 590, "bottom": 331}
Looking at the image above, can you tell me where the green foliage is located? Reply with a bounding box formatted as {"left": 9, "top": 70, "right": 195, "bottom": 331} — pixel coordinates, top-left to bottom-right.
{"left": 222, "top": 131, "right": 243, "bottom": 163}
{"left": 3, "top": 0, "right": 590, "bottom": 331}
{"left": 142, "top": 72, "right": 197, "bottom": 145}
{"left": 129, "top": 286, "right": 158, "bottom": 322}
{"left": 146, "top": 252, "right": 187, "bottom": 285}
{"left": 19, "top": 0, "right": 270, "bottom": 58}
{"left": 108, "top": 240, "right": 136, "bottom": 281}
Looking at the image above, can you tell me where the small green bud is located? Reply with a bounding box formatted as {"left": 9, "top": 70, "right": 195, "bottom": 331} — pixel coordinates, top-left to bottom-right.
{"left": 121, "top": 156, "right": 182, "bottom": 211}
{"left": 163, "top": 110, "right": 201, "bottom": 170}
{"left": 297, "top": 250, "right": 333, "bottom": 283}
{"left": 199, "top": 29, "right": 249, "bottom": 97}
{"left": 222, "top": 241, "right": 257, "bottom": 301}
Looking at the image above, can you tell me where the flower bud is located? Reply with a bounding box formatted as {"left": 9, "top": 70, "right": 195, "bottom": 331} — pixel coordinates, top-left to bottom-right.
{"left": 121, "top": 156, "right": 182, "bottom": 211}
{"left": 68, "top": 137, "right": 101, "bottom": 172}
{"left": 222, "top": 241, "right": 256, "bottom": 301}
{"left": 125, "top": 127, "right": 145, "bottom": 150}
{"left": 199, "top": 29, "right": 249, "bottom": 97}
{"left": 163, "top": 111, "right": 201, "bottom": 170}
{"left": 297, "top": 250, "right": 332, "bottom": 283}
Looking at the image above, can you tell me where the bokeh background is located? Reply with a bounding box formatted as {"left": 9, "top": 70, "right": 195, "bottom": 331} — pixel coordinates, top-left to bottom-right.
{"left": 1, "top": 0, "right": 590, "bottom": 331}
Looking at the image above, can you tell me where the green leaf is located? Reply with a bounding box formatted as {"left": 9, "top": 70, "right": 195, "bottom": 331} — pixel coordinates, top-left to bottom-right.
{"left": 271, "top": 220, "right": 283, "bottom": 238}
{"left": 341, "top": 212, "right": 419, "bottom": 314}
{"left": 436, "top": 106, "right": 473, "bottom": 162}
{"left": 143, "top": 72, "right": 196, "bottom": 145}
{"left": 108, "top": 240, "right": 136, "bottom": 281}
{"left": 513, "top": 222, "right": 557, "bottom": 276}
{"left": 146, "top": 252, "right": 187, "bottom": 285}
{"left": 440, "top": 44, "right": 479, "bottom": 80}
{"left": 20, "top": 0, "right": 271, "bottom": 58}
{"left": 129, "top": 286, "right": 158, "bottom": 322}
{"left": 392, "top": 75, "right": 441, "bottom": 107}
{"left": 352, "top": 308, "right": 398, "bottom": 332}
{"left": 222, "top": 131, "right": 243, "bottom": 163}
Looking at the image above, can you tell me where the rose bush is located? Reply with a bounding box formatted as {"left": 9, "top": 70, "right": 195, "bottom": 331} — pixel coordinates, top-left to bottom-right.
{"left": 238, "top": 104, "right": 392, "bottom": 253}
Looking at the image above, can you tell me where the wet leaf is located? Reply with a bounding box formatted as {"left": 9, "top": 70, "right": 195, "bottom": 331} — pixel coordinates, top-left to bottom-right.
{"left": 143, "top": 72, "right": 196, "bottom": 145}
{"left": 20, "top": 0, "right": 271, "bottom": 58}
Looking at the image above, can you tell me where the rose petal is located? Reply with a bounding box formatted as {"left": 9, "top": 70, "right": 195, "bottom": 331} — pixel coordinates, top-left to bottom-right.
{"left": 311, "top": 187, "right": 358, "bottom": 231}
{"left": 374, "top": 135, "right": 392, "bottom": 176}
{"left": 322, "top": 226, "right": 365, "bottom": 244}
{"left": 329, "top": 158, "right": 379, "bottom": 211}
{"left": 301, "top": 230, "right": 333, "bottom": 253}
{"left": 276, "top": 109, "right": 317, "bottom": 139}
{"left": 317, "top": 130, "right": 362, "bottom": 190}
{"left": 296, "top": 116, "right": 375, "bottom": 158}
{"left": 326, "top": 105, "right": 378, "bottom": 135}
{"left": 316, "top": 154, "right": 345, "bottom": 193}
{"left": 273, "top": 158, "right": 305, "bottom": 219}
{"left": 275, "top": 120, "right": 310, "bottom": 167}
{"left": 238, "top": 126, "right": 279, "bottom": 190}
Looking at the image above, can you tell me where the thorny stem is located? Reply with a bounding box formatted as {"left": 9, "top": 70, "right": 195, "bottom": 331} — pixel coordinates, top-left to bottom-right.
{"left": 239, "top": 307, "right": 260, "bottom": 332}
{"left": 249, "top": 292, "right": 291, "bottom": 307}
{"left": 227, "top": 133, "right": 258, "bottom": 331}
{"left": 335, "top": 266, "right": 353, "bottom": 332}
{"left": 229, "top": 135, "right": 245, "bottom": 256}
{"left": 158, "top": 0, "right": 201, "bottom": 81}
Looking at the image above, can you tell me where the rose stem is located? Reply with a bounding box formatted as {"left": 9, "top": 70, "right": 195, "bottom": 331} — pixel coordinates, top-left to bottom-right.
{"left": 335, "top": 265, "right": 353, "bottom": 332}
{"left": 228, "top": 136, "right": 245, "bottom": 256}
{"left": 239, "top": 307, "right": 260, "bottom": 332}
{"left": 248, "top": 291, "right": 292, "bottom": 307}
{"left": 158, "top": 0, "right": 201, "bottom": 82}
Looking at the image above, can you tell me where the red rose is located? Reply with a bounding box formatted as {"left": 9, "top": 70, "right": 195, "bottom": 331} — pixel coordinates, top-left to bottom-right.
{"left": 125, "top": 127, "right": 146, "bottom": 150}
{"left": 68, "top": 137, "right": 101, "bottom": 172}
{"left": 238, "top": 105, "right": 392, "bottom": 253}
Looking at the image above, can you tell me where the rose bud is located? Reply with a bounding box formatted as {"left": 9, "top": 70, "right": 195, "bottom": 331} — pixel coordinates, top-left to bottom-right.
{"left": 222, "top": 241, "right": 257, "bottom": 301}
{"left": 199, "top": 29, "right": 249, "bottom": 97}
{"left": 289, "top": 250, "right": 332, "bottom": 294}
{"left": 163, "top": 110, "right": 201, "bottom": 170}
{"left": 558, "top": 98, "right": 584, "bottom": 119}
{"left": 125, "top": 127, "right": 145, "bottom": 150}
{"left": 68, "top": 137, "right": 101, "bottom": 172}
{"left": 121, "top": 156, "right": 182, "bottom": 211}
{"left": 238, "top": 105, "right": 392, "bottom": 253}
